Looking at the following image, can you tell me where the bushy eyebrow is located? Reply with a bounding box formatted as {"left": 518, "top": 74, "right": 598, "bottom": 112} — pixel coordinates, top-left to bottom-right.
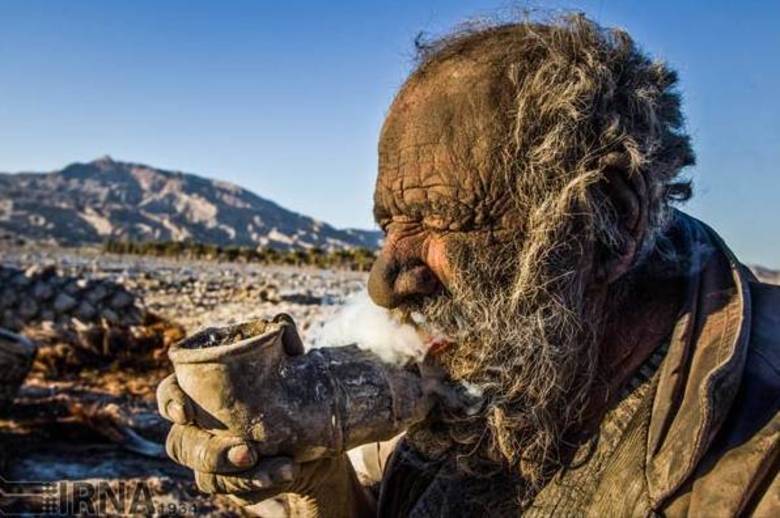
{"left": 374, "top": 195, "right": 479, "bottom": 232}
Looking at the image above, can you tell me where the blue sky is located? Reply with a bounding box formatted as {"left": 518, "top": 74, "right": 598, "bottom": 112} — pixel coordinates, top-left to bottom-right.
{"left": 0, "top": 1, "right": 778, "bottom": 266}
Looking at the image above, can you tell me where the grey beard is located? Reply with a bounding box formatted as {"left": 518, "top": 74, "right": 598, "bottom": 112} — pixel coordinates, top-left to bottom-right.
{"left": 402, "top": 242, "right": 601, "bottom": 488}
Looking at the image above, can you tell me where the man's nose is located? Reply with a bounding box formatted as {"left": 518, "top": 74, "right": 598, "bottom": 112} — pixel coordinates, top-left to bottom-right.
{"left": 368, "top": 253, "right": 440, "bottom": 308}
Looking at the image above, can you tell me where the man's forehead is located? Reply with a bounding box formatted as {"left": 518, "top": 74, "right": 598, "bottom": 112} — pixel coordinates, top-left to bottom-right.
{"left": 376, "top": 60, "right": 507, "bottom": 207}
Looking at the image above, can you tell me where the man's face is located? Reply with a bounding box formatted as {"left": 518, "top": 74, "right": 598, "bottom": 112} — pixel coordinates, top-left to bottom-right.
{"left": 367, "top": 60, "right": 601, "bottom": 484}
{"left": 368, "top": 59, "right": 517, "bottom": 322}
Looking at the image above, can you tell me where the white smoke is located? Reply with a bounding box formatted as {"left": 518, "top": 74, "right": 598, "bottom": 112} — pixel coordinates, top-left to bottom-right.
{"left": 308, "top": 290, "right": 427, "bottom": 365}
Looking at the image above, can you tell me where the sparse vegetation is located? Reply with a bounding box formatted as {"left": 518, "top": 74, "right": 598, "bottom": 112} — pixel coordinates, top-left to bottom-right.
{"left": 103, "top": 239, "right": 377, "bottom": 271}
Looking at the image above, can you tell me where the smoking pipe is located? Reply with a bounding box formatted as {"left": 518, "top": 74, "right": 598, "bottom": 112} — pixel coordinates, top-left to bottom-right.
{"left": 168, "top": 315, "right": 441, "bottom": 462}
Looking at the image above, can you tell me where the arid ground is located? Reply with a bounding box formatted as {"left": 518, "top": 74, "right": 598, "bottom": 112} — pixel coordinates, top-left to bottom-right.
{"left": 0, "top": 246, "right": 366, "bottom": 516}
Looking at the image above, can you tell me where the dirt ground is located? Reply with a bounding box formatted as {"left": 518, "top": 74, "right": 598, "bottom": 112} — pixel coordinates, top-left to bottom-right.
{"left": 0, "top": 248, "right": 365, "bottom": 516}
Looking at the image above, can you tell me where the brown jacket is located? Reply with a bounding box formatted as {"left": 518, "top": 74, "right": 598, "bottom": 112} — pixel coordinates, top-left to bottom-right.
{"left": 650, "top": 215, "right": 779, "bottom": 516}
{"left": 377, "top": 213, "right": 780, "bottom": 517}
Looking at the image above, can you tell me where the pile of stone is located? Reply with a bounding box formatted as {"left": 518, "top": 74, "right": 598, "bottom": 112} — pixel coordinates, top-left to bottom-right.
{"left": 0, "top": 263, "right": 180, "bottom": 375}
{"left": 0, "top": 328, "right": 37, "bottom": 413}
{"left": 0, "top": 249, "right": 375, "bottom": 360}
{"left": 0, "top": 264, "right": 145, "bottom": 332}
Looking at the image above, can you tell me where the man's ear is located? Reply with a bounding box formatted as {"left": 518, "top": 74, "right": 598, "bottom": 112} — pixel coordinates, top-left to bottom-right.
{"left": 593, "top": 151, "right": 648, "bottom": 284}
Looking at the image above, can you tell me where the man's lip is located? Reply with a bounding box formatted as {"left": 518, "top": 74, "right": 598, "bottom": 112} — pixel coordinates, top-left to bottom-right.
{"left": 426, "top": 336, "right": 453, "bottom": 355}
{"left": 400, "top": 310, "right": 455, "bottom": 355}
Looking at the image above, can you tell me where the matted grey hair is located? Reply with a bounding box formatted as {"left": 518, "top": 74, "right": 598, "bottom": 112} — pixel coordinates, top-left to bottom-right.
{"left": 413, "top": 12, "right": 695, "bottom": 268}
{"left": 401, "top": 13, "right": 695, "bottom": 501}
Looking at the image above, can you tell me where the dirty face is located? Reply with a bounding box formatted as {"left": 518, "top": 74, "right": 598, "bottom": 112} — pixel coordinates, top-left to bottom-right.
{"left": 369, "top": 58, "right": 518, "bottom": 317}
{"left": 367, "top": 55, "right": 601, "bottom": 485}
{"left": 366, "top": 14, "right": 695, "bottom": 491}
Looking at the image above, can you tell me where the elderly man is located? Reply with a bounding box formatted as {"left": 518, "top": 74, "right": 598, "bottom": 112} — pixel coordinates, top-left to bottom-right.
{"left": 157, "top": 15, "right": 779, "bottom": 517}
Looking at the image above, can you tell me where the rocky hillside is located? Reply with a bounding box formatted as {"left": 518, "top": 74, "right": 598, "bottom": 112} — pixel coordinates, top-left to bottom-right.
{"left": 752, "top": 265, "right": 780, "bottom": 285}
{"left": 0, "top": 156, "right": 382, "bottom": 250}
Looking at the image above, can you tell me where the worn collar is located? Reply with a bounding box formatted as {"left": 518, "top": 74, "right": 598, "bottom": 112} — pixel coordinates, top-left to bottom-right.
{"left": 645, "top": 211, "right": 752, "bottom": 505}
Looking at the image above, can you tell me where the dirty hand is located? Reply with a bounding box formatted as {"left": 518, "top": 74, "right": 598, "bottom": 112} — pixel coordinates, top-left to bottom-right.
{"left": 156, "top": 373, "right": 355, "bottom": 506}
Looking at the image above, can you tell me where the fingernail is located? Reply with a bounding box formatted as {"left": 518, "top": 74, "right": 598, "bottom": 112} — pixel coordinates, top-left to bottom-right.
{"left": 227, "top": 444, "right": 256, "bottom": 468}
{"left": 166, "top": 401, "right": 186, "bottom": 423}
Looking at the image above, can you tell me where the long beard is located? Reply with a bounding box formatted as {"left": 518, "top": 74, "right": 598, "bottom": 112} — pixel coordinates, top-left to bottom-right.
{"left": 404, "top": 236, "right": 602, "bottom": 489}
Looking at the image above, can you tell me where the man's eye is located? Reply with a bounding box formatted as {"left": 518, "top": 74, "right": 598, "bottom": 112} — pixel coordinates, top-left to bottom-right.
{"left": 423, "top": 216, "right": 466, "bottom": 232}
{"left": 422, "top": 217, "right": 449, "bottom": 231}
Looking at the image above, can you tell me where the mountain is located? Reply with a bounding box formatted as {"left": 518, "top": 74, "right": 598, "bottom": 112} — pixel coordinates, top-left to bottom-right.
{"left": 0, "top": 156, "right": 383, "bottom": 250}
{"left": 752, "top": 265, "right": 780, "bottom": 285}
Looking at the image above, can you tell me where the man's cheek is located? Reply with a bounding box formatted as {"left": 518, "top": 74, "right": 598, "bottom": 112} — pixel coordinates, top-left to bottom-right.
{"left": 425, "top": 236, "right": 454, "bottom": 290}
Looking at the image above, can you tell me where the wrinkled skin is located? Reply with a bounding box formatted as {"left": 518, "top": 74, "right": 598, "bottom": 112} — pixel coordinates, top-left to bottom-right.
{"left": 368, "top": 55, "right": 583, "bottom": 487}
{"left": 366, "top": 38, "right": 685, "bottom": 494}
{"left": 369, "top": 57, "right": 518, "bottom": 310}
